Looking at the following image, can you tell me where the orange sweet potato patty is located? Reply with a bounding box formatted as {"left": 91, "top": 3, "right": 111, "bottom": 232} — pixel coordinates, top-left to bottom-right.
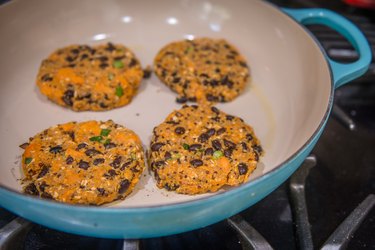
{"left": 36, "top": 43, "right": 144, "bottom": 111}
{"left": 21, "top": 120, "right": 145, "bottom": 205}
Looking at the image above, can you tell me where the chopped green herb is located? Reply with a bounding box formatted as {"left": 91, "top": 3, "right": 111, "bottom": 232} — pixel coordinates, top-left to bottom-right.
{"left": 100, "top": 129, "right": 111, "bottom": 136}
{"left": 24, "top": 157, "right": 32, "bottom": 164}
{"left": 113, "top": 60, "right": 124, "bottom": 69}
{"left": 103, "top": 138, "right": 111, "bottom": 145}
{"left": 115, "top": 85, "right": 124, "bottom": 97}
{"left": 172, "top": 153, "right": 181, "bottom": 160}
{"left": 213, "top": 150, "right": 223, "bottom": 160}
{"left": 89, "top": 136, "right": 103, "bottom": 142}
{"left": 108, "top": 73, "right": 115, "bottom": 80}
{"left": 185, "top": 47, "right": 193, "bottom": 53}
{"left": 131, "top": 153, "right": 137, "bottom": 160}
{"left": 182, "top": 143, "right": 190, "bottom": 150}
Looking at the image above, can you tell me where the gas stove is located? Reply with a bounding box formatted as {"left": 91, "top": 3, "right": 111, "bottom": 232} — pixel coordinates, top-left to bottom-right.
{"left": 1, "top": 0, "right": 374, "bottom": 249}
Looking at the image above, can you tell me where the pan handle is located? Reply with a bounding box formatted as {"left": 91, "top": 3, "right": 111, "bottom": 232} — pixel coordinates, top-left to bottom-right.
{"left": 282, "top": 8, "right": 372, "bottom": 88}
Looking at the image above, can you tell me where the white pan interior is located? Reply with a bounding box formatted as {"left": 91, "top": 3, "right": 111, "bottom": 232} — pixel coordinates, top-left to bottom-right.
{"left": 0, "top": 0, "right": 331, "bottom": 207}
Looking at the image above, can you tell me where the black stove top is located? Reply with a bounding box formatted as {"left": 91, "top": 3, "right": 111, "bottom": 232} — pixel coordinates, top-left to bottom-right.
{"left": 1, "top": 0, "right": 374, "bottom": 249}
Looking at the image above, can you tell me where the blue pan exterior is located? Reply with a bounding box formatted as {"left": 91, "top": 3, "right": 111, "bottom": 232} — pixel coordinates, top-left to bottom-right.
{"left": 0, "top": 7, "right": 371, "bottom": 238}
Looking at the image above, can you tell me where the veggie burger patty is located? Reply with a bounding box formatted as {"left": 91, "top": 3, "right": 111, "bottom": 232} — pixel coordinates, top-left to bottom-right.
{"left": 149, "top": 105, "right": 263, "bottom": 194}
{"left": 36, "top": 43, "right": 144, "bottom": 111}
{"left": 21, "top": 120, "right": 145, "bottom": 205}
{"left": 154, "top": 38, "right": 250, "bottom": 104}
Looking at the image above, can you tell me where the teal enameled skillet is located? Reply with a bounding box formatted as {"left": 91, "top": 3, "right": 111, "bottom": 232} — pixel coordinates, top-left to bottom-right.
{"left": 0, "top": 0, "right": 371, "bottom": 238}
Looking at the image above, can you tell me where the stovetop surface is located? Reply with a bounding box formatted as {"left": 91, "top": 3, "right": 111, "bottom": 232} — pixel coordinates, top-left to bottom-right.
{"left": 1, "top": 0, "right": 374, "bottom": 249}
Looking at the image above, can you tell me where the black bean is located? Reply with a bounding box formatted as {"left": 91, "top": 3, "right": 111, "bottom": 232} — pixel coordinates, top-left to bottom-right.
{"left": 151, "top": 142, "right": 164, "bottom": 151}
{"left": 97, "top": 188, "right": 105, "bottom": 196}
{"left": 66, "top": 156, "right": 74, "bottom": 164}
{"left": 110, "top": 156, "right": 122, "bottom": 168}
{"left": 211, "top": 116, "right": 221, "bottom": 122}
{"left": 176, "top": 96, "right": 188, "bottom": 103}
{"left": 198, "top": 133, "right": 209, "bottom": 143}
{"left": 93, "top": 158, "right": 105, "bottom": 165}
{"left": 62, "top": 90, "right": 74, "bottom": 106}
{"left": 223, "top": 139, "right": 236, "bottom": 149}
{"left": 241, "top": 142, "right": 248, "bottom": 151}
{"left": 164, "top": 151, "right": 172, "bottom": 160}
{"left": 71, "top": 48, "right": 80, "bottom": 54}
{"left": 172, "top": 77, "right": 181, "bottom": 83}
{"left": 191, "top": 104, "right": 198, "bottom": 109}
{"left": 118, "top": 180, "right": 130, "bottom": 194}
{"left": 216, "top": 127, "right": 226, "bottom": 135}
{"left": 78, "top": 160, "right": 90, "bottom": 170}
{"left": 219, "top": 95, "right": 226, "bottom": 102}
{"left": 224, "top": 149, "right": 232, "bottom": 158}
{"left": 215, "top": 68, "right": 221, "bottom": 73}
{"left": 85, "top": 148, "right": 102, "bottom": 157}
{"left": 114, "top": 56, "right": 125, "bottom": 60}
{"left": 37, "top": 165, "right": 49, "bottom": 178}
{"left": 39, "top": 182, "right": 48, "bottom": 192}
{"left": 189, "top": 144, "right": 202, "bottom": 151}
{"left": 103, "top": 169, "right": 117, "bottom": 179}
{"left": 254, "top": 153, "right": 259, "bottom": 161}
{"left": 41, "top": 74, "right": 53, "bottom": 82}
{"left": 211, "top": 106, "right": 220, "bottom": 114}
{"left": 77, "top": 143, "right": 87, "bottom": 150}
{"left": 108, "top": 169, "right": 117, "bottom": 176}
{"left": 81, "top": 54, "right": 89, "bottom": 60}
{"left": 206, "top": 94, "right": 219, "bottom": 102}
{"left": 221, "top": 75, "right": 233, "bottom": 88}
{"left": 106, "top": 42, "right": 116, "bottom": 51}
{"left": 239, "top": 61, "right": 248, "bottom": 68}
{"left": 227, "top": 81, "right": 234, "bottom": 89}
{"left": 105, "top": 142, "right": 116, "bottom": 149}
{"left": 246, "top": 133, "right": 253, "bottom": 141}
{"left": 24, "top": 183, "right": 39, "bottom": 195}
{"left": 253, "top": 145, "right": 263, "bottom": 154}
{"left": 68, "top": 131, "right": 75, "bottom": 140}
{"left": 206, "top": 128, "right": 216, "bottom": 137}
{"left": 210, "top": 79, "right": 219, "bottom": 87}
{"left": 120, "top": 160, "right": 132, "bottom": 170}
{"left": 129, "top": 58, "right": 137, "bottom": 67}
{"left": 190, "top": 159, "right": 203, "bottom": 167}
{"left": 226, "top": 55, "right": 235, "bottom": 59}
{"left": 143, "top": 68, "right": 152, "bottom": 79}
{"left": 49, "top": 145, "right": 63, "bottom": 154}
{"left": 100, "top": 103, "right": 108, "bottom": 108}
{"left": 212, "top": 140, "right": 222, "bottom": 150}
{"left": 175, "top": 127, "right": 186, "bottom": 135}
{"left": 166, "top": 120, "right": 180, "bottom": 125}
{"left": 188, "top": 97, "right": 197, "bottom": 102}
{"left": 99, "top": 63, "right": 109, "bottom": 69}
{"left": 65, "top": 56, "right": 75, "bottom": 62}
{"left": 205, "top": 148, "right": 214, "bottom": 155}
{"left": 238, "top": 163, "right": 248, "bottom": 175}
{"left": 41, "top": 192, "right": 53, "bottom": 199}
{"left": 164, "top": 183, "right": 179, "bottom": 191}
{"left": 226, "top": 115, "right": 235, "bottom": 121}
{"left": 19, "top": 142, "right": 29, "bottom": 149}
{"left": 97, "top": 56, "right": 108, "bottom": 62}
{"left": 154, "top": 161, "right": 166, "bottom": 168}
